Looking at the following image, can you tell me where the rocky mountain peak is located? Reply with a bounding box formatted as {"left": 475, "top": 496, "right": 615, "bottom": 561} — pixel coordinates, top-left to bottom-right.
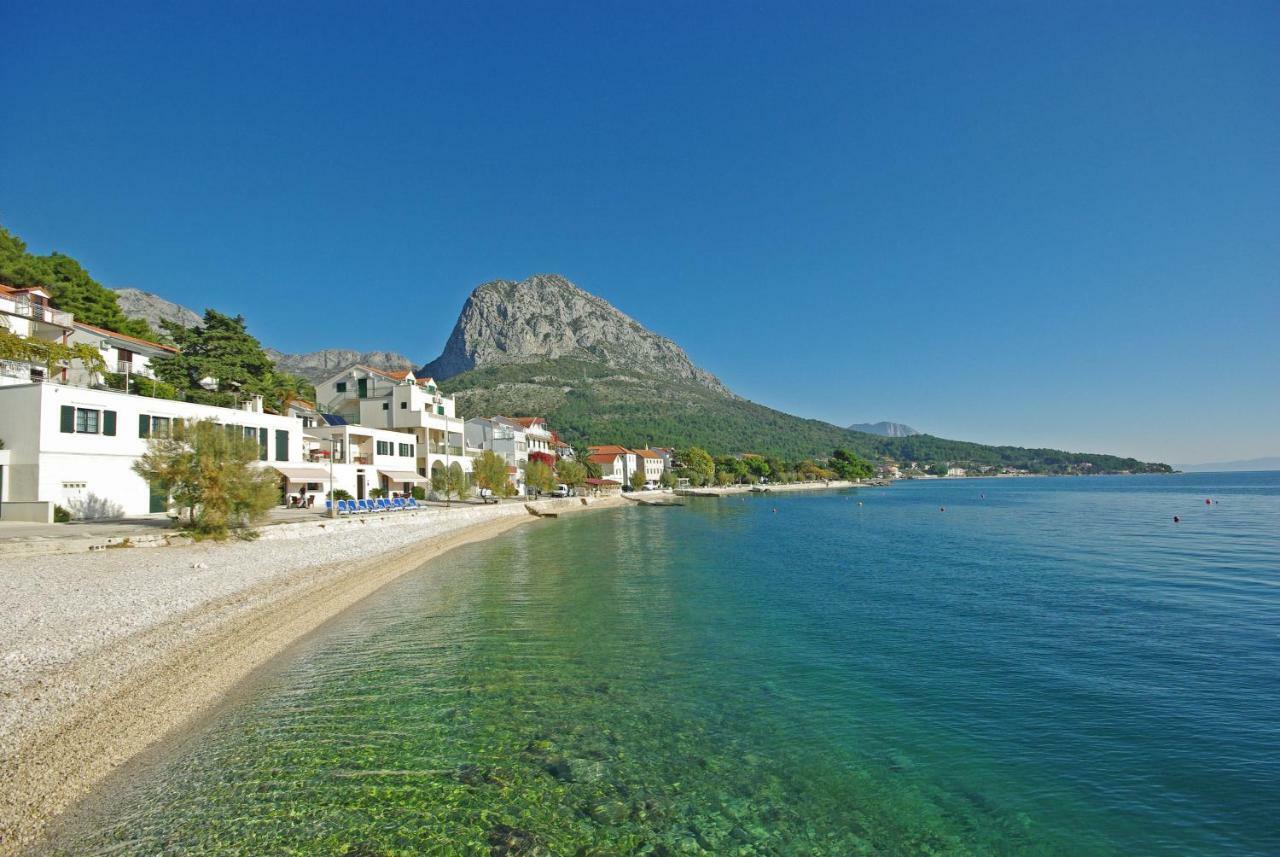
{"left": 420, "top": 274, "right": 729, "bottom": 393}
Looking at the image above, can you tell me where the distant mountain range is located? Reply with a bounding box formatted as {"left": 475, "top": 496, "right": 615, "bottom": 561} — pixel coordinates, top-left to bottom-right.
{"left": 849, "top": 421, "right": 919, "bottom": 437}
{"left": 1177, "top": 456, "right": 1280, "bottom": 473}
{"left": 113, "top": 277, "right": 1170, "bottom": 471}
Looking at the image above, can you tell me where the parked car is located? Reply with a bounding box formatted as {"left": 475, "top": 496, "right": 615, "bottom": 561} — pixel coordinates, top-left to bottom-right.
{"left": 551, "top": 484, "right": 571, "bottom": 498}
{"left": 477, "top": 487, "right": 497, "bottom": 504}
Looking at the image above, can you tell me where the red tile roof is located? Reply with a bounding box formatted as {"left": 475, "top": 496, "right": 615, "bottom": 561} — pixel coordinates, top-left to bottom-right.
{"left": 586, "top": 453, "right": 620, "bottom": 464}
{"left": 74, "top": 321, "right": 179, "bottom": 353}
{"left": 588, "top": 444, "right": 630, "bottom": 455}
{"left": 633, "top": 449, "right": 661, "bottom": 459}
{"left": 511, "top": 416, "right": 546, "bottom": 428}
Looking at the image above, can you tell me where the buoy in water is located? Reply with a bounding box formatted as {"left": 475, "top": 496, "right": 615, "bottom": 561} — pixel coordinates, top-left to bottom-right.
{"left": 940, "top": 507, "right": 945, "bottom": 512}
{"left": 1205, "top": 499, "right": 1212, "bottom": 505}
{"left": 1173, "top": 516, "right": 1180, "bottom": 523}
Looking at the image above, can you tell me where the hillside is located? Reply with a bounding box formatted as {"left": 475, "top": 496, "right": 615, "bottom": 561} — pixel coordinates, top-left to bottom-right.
{"left": 441, "top": 357, "right": 1168, "bottom": 472}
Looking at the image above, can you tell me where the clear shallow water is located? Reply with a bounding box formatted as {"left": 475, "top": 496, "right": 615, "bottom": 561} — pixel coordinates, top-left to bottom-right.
{"left": 43, "top": 473, "right": 1280, "bottom": 855}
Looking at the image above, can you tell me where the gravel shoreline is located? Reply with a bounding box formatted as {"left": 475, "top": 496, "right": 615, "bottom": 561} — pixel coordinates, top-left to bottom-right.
{"left": 0, "top": 496, "right": 622, "bottom": 854}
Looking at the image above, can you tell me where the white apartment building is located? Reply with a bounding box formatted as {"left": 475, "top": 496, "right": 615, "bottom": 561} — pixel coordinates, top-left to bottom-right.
{"left": 465, "top": 416, "right": 530, "bottom": 493}
{"left": 0, "top": 283, "right": 74, "bottom": 387}
{"left": 634, "top": 449, "right": 665, "bottom": 485}
{"left": 0, "top": 383, "right": 319, "bottom": 522}
{"left": 314, "top": 365, "right": 472, "bottom": 482}
{"left": 297, "top": 420, "right": 431, "bottom": 501}
{"left": 65, "top": 322, "right": 178, "bottom": 388}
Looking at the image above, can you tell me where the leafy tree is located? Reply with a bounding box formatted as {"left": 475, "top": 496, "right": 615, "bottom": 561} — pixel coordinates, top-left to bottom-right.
{"left": 583, "top": 458, "right": 603, "bottom": 479}
{"left": 629, "top": 468, "right": 647, "bottom": 491}
{"left": 132, "top": 419, "right": 277, "bottom": 538}
{"left": 659, "top": 470, "right": 677, "bottom": 489}
{"left": 448, "top": 463, "right": 470, "bottom": 503}
{"left": 473, "top": 450, "right": 516, "bottom": 498}
{"left": 555, "top": 458, "right": 587, "bottom": 491}
{"left": 683, "top": 446, "right": 715, "bottom": 486}
{"left": 830, "top": 448, "right": 875, "bottom": 481}
{"left": 525, "top": 460, "right": 556, "bottom": 495}
{"left": 926, "top": 463, "right": 949, "bottom": 477}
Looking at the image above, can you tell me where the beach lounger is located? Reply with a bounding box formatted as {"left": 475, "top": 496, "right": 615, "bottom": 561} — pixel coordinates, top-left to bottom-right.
{"left": 377, "top": 498, "right": 391, "bottom": 512}
{"left": 337, "top": 499, "right": 351, "bottom": 514}
{"left": 356, "top": 499, "right": 371, "bottom": 513}
{"left": 406, "top": 497, "right": 419, "bottom": 509}
{"left": 393, "top": 498, "right": 407, "bottom": 510}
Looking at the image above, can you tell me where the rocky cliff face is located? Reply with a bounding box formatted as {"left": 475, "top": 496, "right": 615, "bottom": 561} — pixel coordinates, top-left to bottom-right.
{"left": 849, "top": 421, "right": 920, "bottom": 437}
{"left": 420, "top": 274, "right": 729, "bottom": 393}
{"left": 113, "top": 288, "right": 202, "bottom": 330}
{"left": 266, "top": 349, "right": 418, "bottom": 384}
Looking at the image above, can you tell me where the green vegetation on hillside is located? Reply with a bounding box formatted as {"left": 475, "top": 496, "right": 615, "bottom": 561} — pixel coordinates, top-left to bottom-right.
{"left": 0, "top": 225, "right": 160, "bottom": 341}
{"left": 441, "top": 357, "right": 1170, "bottom": 474}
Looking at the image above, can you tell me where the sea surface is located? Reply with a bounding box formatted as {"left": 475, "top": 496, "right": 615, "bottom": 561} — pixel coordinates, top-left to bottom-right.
{"left": 42, "top": 473, "right": 1280, "bottom": 855}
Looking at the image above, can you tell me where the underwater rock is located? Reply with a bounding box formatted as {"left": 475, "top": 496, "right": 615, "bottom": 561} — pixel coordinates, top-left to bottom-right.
{"left": 589, "top": 800, "right": 631, "bottom": 824}
{"left": 487, "top": 824, "right": 545, "bottom": 856}
{"left": 542, "top": 755, "right": 574, "bottom": 781}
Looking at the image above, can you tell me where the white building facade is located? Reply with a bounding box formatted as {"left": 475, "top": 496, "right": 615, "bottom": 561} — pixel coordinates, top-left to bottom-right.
{"left": 0, "top": 383, "right": 317, "bottom": 522}
{"left": 0, "top": 284, "right": 74, "bottom": 387}
{"left": 314, "top": 365, "right": 472, "bottom": 483}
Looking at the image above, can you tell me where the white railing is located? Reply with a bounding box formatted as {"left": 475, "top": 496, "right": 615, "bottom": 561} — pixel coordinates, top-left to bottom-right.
{"left": 0, "top": 359, "right": 38, "bottom": 380}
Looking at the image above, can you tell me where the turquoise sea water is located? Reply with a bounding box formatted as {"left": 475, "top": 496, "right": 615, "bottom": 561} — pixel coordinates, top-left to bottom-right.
{"left": 42, "top": 473, "right": 1280, "bottom": 855}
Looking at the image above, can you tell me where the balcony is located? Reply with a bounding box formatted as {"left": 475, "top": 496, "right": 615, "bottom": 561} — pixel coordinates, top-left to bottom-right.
{"left": 111, "top": 361, "right": 155, "bottom": 378}
{"left": 13, "top": 303, "right": 73, "bottom": 327}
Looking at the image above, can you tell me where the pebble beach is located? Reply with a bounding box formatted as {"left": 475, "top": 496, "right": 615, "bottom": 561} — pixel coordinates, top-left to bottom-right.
{"left": 0, "top": 496, "right": 622, "bottom": 854}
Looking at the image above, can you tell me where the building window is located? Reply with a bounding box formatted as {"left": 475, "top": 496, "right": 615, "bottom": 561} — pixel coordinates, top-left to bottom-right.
{"left": 382, "top": 402, "right": 389, "bottom": 411}
{"left": 76, "top": 408, "right": 99, "bottom": 434}
{"left": 398, "top": 443, "right": 413, "bottom": 457}
{"left": 436, "top": 406, "right": 444, "bottom": 415}
{"left": 376, "top": 440, "right": 389, "bottom": 456}
{"left": 138, "top": 414, "right": 172, "bottom": 438}
{"left": 400, "top": 401, "right": 407, "bottom": 409}
{"left": 61, "top": 406, "right": 114, "bottom": 435}
{"left": 336, "top": 382, "right": 347, "bottom": 393}
{"left": 275, "top": 429, "right": 288, "bottom": 462}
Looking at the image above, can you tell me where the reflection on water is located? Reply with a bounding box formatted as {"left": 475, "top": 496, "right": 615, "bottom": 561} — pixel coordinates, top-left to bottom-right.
{"left": 43, "top": 473, "right": 1280, "bottom": 855}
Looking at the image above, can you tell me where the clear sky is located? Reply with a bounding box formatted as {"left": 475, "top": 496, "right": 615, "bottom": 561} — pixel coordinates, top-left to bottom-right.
{"left": 2, "top": 1, "right": 1276, "bottom": 465}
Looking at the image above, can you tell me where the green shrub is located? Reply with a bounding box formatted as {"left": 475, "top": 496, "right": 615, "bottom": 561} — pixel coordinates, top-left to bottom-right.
{"left": 329, "top": 488, "right": 353, "bottom": 501}
{"left": 53, "top": 505, "right": 71, "bottom": 523}
{"left": 411, "top": 485, "right": 426, "bottom": 501}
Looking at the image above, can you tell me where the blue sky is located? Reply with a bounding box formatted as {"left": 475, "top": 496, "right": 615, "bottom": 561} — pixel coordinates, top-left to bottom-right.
{"left": 2, "top": 1, "right": 1276, "bottom": 464}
